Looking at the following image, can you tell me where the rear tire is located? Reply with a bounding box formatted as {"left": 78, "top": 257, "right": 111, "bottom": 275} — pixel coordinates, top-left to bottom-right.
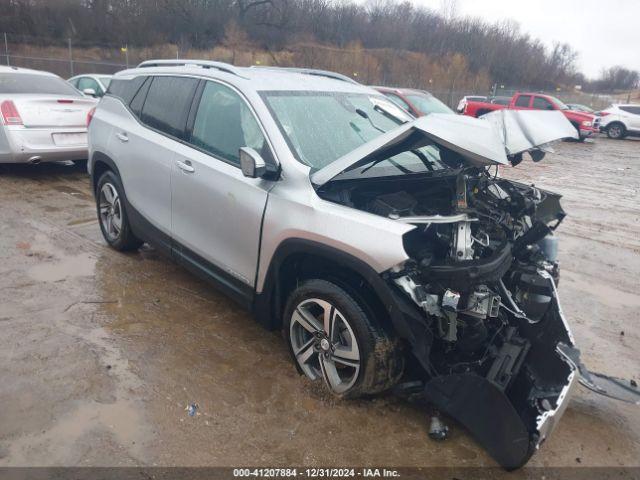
{"left": 607, "top": 122, "right": 626, "bottom": 139}
{"left": 96, "top": 170, "right": 143, "bottom": 251}
{"left": 284, "top": 279, "right": 404, "bottom": 399}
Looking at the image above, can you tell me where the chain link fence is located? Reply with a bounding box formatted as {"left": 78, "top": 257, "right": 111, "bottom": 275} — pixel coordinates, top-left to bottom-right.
{"left": 1, "top": 32, "right": 634, "bottom": 110}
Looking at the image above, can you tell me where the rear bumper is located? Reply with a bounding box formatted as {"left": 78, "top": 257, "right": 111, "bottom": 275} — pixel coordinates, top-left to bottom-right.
{"left": 0, "top": 126, "right": 88, "bottom": 164}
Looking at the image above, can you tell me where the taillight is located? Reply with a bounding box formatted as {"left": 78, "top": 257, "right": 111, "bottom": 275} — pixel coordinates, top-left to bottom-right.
{"left": 57, "top": 99, "right": 74, "bottom": 104}
{"left": 599, "top": 112, "right": 610, "bottom": 117}
{"left": 87, "top": 107, "right": 96, "bottom": 127}
{"left": 0, "top": 100, "right": 23, "bottom": 126}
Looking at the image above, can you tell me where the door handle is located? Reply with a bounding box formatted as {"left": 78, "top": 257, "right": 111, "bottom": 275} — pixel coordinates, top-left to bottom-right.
{"left": 115, "top": 132, "right": 128, "bottom": 142}
{"left": 176, "top": 159, "right": 195, "bottom": 173}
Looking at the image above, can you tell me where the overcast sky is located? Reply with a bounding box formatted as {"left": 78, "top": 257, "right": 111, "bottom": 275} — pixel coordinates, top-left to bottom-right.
{"left": 407, "top": 0, "right": 640, "bottom": 78}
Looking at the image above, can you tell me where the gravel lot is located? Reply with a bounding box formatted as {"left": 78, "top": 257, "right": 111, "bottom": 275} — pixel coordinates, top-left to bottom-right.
{"left": 0, "top": 136, "right": 638, "bottom": 471}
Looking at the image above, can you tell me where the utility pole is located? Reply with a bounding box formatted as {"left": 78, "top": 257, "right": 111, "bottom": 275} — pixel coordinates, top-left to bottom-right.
{"left": 4, "top": 33, "right": 9, "bottom": 66}
{"left": 68, "top": 38, "right": 74, "bottom": 77}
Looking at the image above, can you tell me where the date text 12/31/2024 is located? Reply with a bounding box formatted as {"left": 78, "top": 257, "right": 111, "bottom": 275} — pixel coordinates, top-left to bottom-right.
{"left": 233, "top": 468, "right": 401, "bottom": 477}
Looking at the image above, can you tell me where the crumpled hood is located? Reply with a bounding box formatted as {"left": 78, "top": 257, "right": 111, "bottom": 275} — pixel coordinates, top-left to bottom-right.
{"left": 481, "top": 109, "right": 579, "bottom": 156}
{"left": 311, "top": 110, "right": 578, "bottom": 187}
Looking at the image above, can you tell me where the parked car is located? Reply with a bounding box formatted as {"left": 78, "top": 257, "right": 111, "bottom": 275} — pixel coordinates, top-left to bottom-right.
{"left": 598, "top": 104, "right": 640, "bottom": 139}
{"left": 457, "top": 95, "right": 487, "bottom": 113}
{"left": 462, "top": 92, "right": 600, "bottom": 140}
{"left": 0, "top": 66, "right": 97, "bottom": 164}
{"left": 566, "top": 103, "right": 595, "bottom": 114}
{"left": 373, "top": 86, "right": 454, "bottom": 116}
{"left": 68, "top": 74, "right": 112, "bottom": 98}
{"left": 88, "top": 60, "right": 639, "bottom": 469}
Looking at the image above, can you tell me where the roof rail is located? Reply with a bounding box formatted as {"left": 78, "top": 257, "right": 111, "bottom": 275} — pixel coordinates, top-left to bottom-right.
{"left": 137, "top": 59, "right": 244, "bottom": 77}
{"left": 250, "top": 66, "right": 359, "bottom": 85}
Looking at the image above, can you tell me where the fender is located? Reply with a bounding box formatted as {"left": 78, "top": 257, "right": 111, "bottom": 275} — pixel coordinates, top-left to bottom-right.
{"left": 253, "top": 238, "right": 433, "bottom": 370}
{"left": 90, "top": 151, "right": 122, "bottom": 194}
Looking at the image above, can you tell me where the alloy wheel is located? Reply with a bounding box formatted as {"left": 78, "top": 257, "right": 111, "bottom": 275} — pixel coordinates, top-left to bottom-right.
{"left": 609, "top": 125, "right": 622, "bottom": 138}
{"left": 98, "top": 182, "right": 123, "bottom": 241}
{"left": 289, "top": 298, "right": 361, "bottom": 395}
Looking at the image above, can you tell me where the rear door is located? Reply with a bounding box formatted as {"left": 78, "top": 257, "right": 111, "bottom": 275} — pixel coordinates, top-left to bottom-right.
{"left": 170, "top": 80, "right": 275, "bottom": 304}
{"left": 620, "top": 106, "right": 640, "bottom": 130}
{"left": 109, "top": 75, "right": 199, "bottom": 250}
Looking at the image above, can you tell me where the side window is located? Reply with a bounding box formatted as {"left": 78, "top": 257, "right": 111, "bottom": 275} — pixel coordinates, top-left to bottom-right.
{"left": 385, "top": 93, "right": 411, "bottom": 111}
{"left": 107, "top": 76, "right": 147, "bottom": 104}
{"left": 190, "top": 81, "right": 273, "bottom": 166}
{"left": 77, "top": 77, "right": 100, "bottom": 94}
{"left": 68, "top": 78, "right": 79, "bottom": 88}
{"left": 140, "top": 76, "right": 199, "bottom": 139}
{"left": 515, "top": 95, "right": 532, "bottom": 107}
{"left": 129, "top": 77, "right": 152, "bottom": 118}
{"left": 620, "top": 106, "right": 640, "bottom": 115}
{"left": 532, "top": 96, "right": 554, "bottom": 110}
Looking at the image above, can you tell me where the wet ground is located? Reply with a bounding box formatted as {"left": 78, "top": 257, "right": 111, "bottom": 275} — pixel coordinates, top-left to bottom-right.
{"left": 0, "top": 137, "right": 638, "bottom": 471}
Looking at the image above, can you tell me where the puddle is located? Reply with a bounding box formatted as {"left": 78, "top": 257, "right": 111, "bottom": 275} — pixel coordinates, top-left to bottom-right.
{"left": 28, "top": 252, "right": 96, "bottom": 282}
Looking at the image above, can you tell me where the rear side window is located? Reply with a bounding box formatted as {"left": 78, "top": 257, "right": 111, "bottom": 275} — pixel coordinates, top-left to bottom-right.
{"left": 0, "top": 72, "right": 81, "bottom": 96}
{"left": 515, "top": 95, "right": 531, "bottom": 107}
{"left": 107, "top": 76, "right": 148, "bottom": 104}
{"left": 190, "top": 81, "right": 273, "bottom": 166}
{"left": 532, "top": 97, "right": 554, "bottom": 110}
{"left": 140, "top": 76, "right": 199, "bottom": 139}
{"left": 129, "top": 77, "right": 152, "bottom": 117}
{"left": 620, "top": 106, "right": 640, "bottom": 115}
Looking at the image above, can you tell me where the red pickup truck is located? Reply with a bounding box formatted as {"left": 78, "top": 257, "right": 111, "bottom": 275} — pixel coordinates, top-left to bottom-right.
{"left": 463, "top": 92, "right": 599, "bottom": 140}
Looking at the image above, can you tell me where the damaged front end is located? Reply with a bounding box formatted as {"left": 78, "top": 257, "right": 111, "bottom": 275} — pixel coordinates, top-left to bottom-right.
{"left": 387, "top": 174, "right": 578, "bottom": 469}
{"left": 311, "top": 111, "right": 639, "bottom": 469}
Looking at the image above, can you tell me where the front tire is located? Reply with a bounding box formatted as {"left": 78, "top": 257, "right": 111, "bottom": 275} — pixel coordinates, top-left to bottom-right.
{"left": 284, "top": 279, "right": 403, "bottom": 398}
{"left": 607, "top": 122, "right": 626, "bottom": 139}
{"left": 96, "top": 170, "right": 143, "bottom": 251}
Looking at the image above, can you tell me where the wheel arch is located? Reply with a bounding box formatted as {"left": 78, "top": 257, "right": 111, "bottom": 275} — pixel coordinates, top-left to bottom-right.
{"left": 90, "top": 151, "right": 121, "bottom": 195}
{"left": 607, "top": 121, "right": 627, "bottom": 136}
{"left": 254, "top": 237, "right": 428, "bottom": 340}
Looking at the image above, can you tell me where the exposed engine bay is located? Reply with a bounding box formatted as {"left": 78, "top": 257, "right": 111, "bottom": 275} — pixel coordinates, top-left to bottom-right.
{"left": 319, "top": 167, "right": 581, "bottom": 468}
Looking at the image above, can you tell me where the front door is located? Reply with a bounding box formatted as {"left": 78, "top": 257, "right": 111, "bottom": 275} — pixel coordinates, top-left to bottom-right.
{"left": 170, "top": 80, "right": 275, "bottom": 305}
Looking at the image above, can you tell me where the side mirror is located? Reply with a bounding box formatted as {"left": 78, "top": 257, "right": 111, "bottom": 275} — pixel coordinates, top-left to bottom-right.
{"left": 83, "top": 88, "right": 97, "bottom": 97}
{"left": 239, "top": 147, "right": 266, "bottom": 178}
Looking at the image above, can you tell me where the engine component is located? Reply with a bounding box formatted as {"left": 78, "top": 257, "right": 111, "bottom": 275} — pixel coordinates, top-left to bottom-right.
{"left": 442, "top": 289, "right": 461, "bottom": 311}
{"left": 369, "top": 191, "right": 416, "bottom": 218}
{"left": 457, "top": 314, "right": 488, "bottom": 353}
{"left": 465, "top": 286, "right": 501, "bottom": 319}
{"left": 510, "top": 269, "right": 553, "bottom": 322}
{"left": 538, "top": 234, "right": 559, "bottom": 262}
{"left": 486, "top": 327, "right": 530, "bottom": 391}
{"left": 452, "top": 221, "right": 474, "bottom": 260}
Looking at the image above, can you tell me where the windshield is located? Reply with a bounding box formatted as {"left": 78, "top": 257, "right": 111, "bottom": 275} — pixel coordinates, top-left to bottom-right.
{"left": 548, "top": 95, "right": 569, "bottom": 110}
{"left": 99, "top": 77, "right": 112, "bottom": 88}
{"left": 0, "top": 73, "right": 81, "bottom": 96}
{"left": 262, "top": 91, "right": 445, "bottom": 175}
{"left": 406, "top": 93, "right": 454, "bottom": 115}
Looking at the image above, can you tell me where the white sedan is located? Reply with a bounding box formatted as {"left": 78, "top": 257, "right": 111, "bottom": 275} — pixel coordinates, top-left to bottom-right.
{"left": 0, "top": 66, "right": 97, "bottom": 164}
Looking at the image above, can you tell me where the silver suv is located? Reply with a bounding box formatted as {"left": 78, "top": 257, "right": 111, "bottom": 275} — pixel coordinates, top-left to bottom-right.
{"left": 88, "top": 60, "right": 637, "bottom": 469}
